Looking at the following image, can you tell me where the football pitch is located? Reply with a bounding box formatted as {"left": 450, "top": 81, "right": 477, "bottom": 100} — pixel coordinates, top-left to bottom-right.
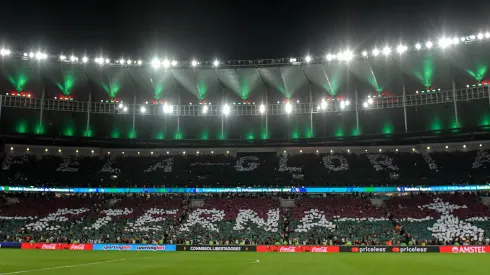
{"left": 0, "top": 250, "right": 488, "bottom": 275}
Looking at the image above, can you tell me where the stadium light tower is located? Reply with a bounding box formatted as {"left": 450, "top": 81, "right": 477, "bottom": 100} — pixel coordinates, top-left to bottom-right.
{"left": 222, "top": 104, "right": 230, "bottom": 115}
{"left": 285, "top": 102, "right": 292, "bottom": 114}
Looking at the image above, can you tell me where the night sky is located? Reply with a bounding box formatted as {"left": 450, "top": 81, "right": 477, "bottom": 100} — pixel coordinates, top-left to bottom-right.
{"left": 0, "top": 0, "right": 489, "bottom": 61}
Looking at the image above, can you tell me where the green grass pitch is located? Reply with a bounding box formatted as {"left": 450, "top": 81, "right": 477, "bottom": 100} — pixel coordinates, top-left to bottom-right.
{"left": 0, "top": 250, "right": 488, "bottom": 275}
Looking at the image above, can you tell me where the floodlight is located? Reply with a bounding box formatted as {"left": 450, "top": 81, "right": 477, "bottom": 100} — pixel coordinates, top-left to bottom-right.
{"left": 372, "top": 48, "right": 380, "bottom": 56}
{"left": 29, "top": 52, "right": 35, "bottom": 58}
{"left": 191, "top": 60, "right": 198, "bottom": 67}
{"left": 118, "top": 103, "right": 124, "bottom": 109}
{"left": 151, "top": 58, "right": 160, "bottom": 69}
{"left": 171, "top": 60, "right": 178, "bottom": 66}
{"left": 438, "top": 38, "right": 451, "bottom": 48}
{"left": 382, "top": 46, "right": 391, "bottom": 56}
{"left": 477, "top": 33, "right": 484, "bottom": 39}
{"left": 339, "top": 50, "right": 353, "bottom": 61}
{"left": 60, "top": 55, "right": 67, "bottom": 61}
{"left": 305, "top": 55, "right": 312, "bottom": 63}
{"left": 415, "top": 43, "right": 421, "bottom": 50}
{"left": 202, "top": 105, "right": 208, "bottom": 114}
{"left": 345, "top": 100, "right": 350, "bottom": 106}
{"left": 426, "top": 41, "right": 433, "bottom": 49}
{"left": 123, "top": 106, "right": 128, "bottom": 112}
{"left": 119, "top": 59, "right": 125, "bottom": 64}
{"left": 285, "top": 102, "right": 292, "bottom": 114}
{"left": 320, "top": 99, "right": 327, "bottom": 110}
{"left": 289, "top": 58, "right": 297, "bottom": 63}
{"left": 396, "top": 45, "right": 407, "bottom": 54}
{"left": 82, "top": 57, "right": 88, "bottom": 63}
{"left": 163, "top": 103, "right": 174, "bottom": 114}
{"left": 70, "top": 56, "right": 77, "bottom": 62}
{"left": 259, "top": 104, "right": 266, "bottom": 114}
{"left": 35, "top": 52, "right": 45, "bottom": 60}
{"left": 362, "top": 51, "right": 368, "bottom": 57}
{"left": 162, "top": 59, "right": 170, "bottom": 68}
{"left": 363, "top": 101, "right": 369, "bottom": 108}
{"left": 127, "top": 59, "right": 132, "bottom": 65}
{"left": 137, "top": 60, "right": 142, "bottom": 65}
{"left": 340, "top": 101, "right": 345, "bottom": 110}
{"left": 452, "top": 37, "right": 459, "bottom": 44}
{"left": 105, "top": 59, "right": 110, "bottom": 64}
{"left": 367, "top": 97, "right": 374, "bottom": 104}
{"left": 326, "top": 54, "right": 333, "bottom": 61}
{"left": 0, "top": 49, "right": 11, "bottom": 56}
{"left": 486, "top": 32, "right": 490, "bottom": 38}
{"left": 470, "top": 35, "right": 476, "bottom": 40}
{"left": 213, "top": 60, "right": 220, "bottom": 67}
{"left": 140, "top": 106, "right": 146, "bottom": 113}
{"left": 222, "top": 104, "right": 230, "bottom": 115}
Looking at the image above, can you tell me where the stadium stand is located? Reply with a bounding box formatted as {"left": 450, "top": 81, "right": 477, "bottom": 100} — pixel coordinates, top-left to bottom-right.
{"left": 2, "top": 148, "right": 490, "bottom": 187}
{"left": 1, "top": 191, "right": 490, "bottom": 246}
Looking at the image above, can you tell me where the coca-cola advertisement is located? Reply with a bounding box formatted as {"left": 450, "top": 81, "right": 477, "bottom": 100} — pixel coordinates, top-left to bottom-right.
{"left": 256, "top": 246, "right": 339, "bottom": 253}
{"left": 21, "top": 243, "right": 93, "bottom": 250}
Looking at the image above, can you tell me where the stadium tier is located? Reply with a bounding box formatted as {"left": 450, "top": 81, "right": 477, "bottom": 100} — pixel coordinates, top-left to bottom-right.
{"left": 3, "top": 145, "right": 490, "bottom": 187}
{"left": 1, "top": 193, "right": 489, "bottom": 246}
{"left": 1, "top": 42, "right": 490, "bottom": 144}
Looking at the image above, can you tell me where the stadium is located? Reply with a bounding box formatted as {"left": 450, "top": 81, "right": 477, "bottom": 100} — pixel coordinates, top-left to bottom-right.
{"left": 2, "top": 25, "right": 490, "bottom": 274}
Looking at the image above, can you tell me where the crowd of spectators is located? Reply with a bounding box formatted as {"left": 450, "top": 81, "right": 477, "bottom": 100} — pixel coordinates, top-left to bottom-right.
{"left": 1, "top": 192, "right": 489, "bottom": 246}
{"left": 2, "top": 150, "right": 490, "bottom": 188}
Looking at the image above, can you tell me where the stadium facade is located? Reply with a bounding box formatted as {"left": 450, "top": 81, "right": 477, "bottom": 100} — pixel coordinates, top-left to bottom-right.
{"left": 0, "top": 41, "right": 490, "bottom": 147}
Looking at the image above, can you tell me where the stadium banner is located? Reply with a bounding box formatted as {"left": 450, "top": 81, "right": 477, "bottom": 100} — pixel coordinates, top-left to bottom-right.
{"left": 21, "top": 243, "right": 93, "bottom": 250}
{"left": 1, "top": 184, "right": 490, "bottom": 194}
{"left": 92, "top": 244, "right": 176, "bottom": 251}
{"left": 0, "top": 242, "right": 21, "bottom": 249}
{"left": 440, "top": 246, "right": 490, "bottom": 253}
{"left": 177, "top": 245, "right": 256, "bottom": 252}
{"left": 340, "top": 246, "right": 438, "bottom": 253}
{"left": 256, "top": 245, "right": 339, "bottom": 253}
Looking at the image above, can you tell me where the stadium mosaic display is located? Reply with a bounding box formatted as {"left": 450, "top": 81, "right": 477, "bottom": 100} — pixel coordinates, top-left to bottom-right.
{"left": 1, "top": 41, "right": 490, "bottom": 142}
